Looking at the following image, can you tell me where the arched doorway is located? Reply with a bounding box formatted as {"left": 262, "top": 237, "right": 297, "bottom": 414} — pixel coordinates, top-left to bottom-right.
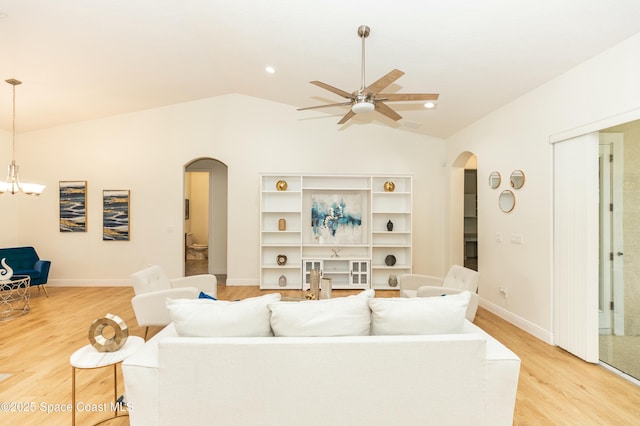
{"left": 184, "top": 158, "right": 228, "bottom": 283}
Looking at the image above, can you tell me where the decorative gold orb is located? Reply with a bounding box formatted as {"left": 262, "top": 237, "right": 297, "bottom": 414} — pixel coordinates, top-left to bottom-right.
{"left": 383, "top": 181, "right": 395, "bottom": 192}
{"left": 275, "top": 180, "right": 288, "bottom": 191}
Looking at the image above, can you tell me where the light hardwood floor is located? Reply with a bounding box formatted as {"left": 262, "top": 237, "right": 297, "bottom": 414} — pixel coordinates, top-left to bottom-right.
{"left": 0, "top": 286, "right": 639, "bottom": 425}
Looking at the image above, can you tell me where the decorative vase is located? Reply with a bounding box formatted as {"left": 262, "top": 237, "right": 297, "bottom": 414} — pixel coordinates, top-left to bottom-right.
{"left": 383, "top": 181, "right": 395, "bottom": 192}
{"left": 0, "top": 258, "right": 14, "bottom": 281}
{"left": 275, "top": 180, "right": 288, "bottom": 191}
{"left": 310, "top": 269, "right": 321, "bottom": 300}
{"left": 388, "top": 274, "right": 398, "bottom": 287}
{"left": 278, "top": 275, "right": 287, "bottom": 287}
{"left": 320, "top": 277, "right": 332, "bottom": 299}
{"left": 386, "top": 220, "right": 393, "bottom": 232}
{"left": 278, "top": 218, "right": 286, "bottom": 231}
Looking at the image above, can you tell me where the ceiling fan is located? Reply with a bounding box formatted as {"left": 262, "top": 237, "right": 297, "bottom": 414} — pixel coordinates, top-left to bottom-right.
{"left": 298, "top": 25, "right": 439, "bottom": 125}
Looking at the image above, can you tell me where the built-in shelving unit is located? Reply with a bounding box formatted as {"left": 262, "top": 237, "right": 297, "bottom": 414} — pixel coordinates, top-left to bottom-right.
{"left": 260, "top": 174, "right": 412, "bottom": 290}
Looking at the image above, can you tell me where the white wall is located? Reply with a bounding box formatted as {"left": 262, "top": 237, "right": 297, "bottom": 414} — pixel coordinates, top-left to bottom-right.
{"left": 0, "top": 129, "right": 32, "bottom": 245}
{"left": 3, "top": 94, "right": 446, "bottom": 286}
{"left": 445, "top": 32, "right": 640, "bottom": 343}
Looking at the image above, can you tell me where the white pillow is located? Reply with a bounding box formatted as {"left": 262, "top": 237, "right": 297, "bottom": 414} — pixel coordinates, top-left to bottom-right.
{"left": 368, "top": 292, "right": 471, "bottom": 335}
{"left": 268, "top": 289, "right": 374, "bottom": 337}
{"left": 166, "top": 293, "right": 281, "bottom": 337}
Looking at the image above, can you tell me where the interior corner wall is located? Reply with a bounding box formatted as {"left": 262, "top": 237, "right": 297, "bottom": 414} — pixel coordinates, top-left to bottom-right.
{"left": 7, "top": 94, "right": 446, "bottom": 286}
{"left": 445, "top": 32, "right": 640, "bottom": 343}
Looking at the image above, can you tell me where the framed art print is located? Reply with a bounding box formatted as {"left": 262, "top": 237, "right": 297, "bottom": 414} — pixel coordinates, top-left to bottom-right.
{"left": 103, "top": 190, "right": 130, "bottom": 241}
{"left": 59, "top": 181, "right": 87, "bottom": 232}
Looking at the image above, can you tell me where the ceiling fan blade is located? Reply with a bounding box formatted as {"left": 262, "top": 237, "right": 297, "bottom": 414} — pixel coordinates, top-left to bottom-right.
{"left": 377, "top": 93, "right": 439, "bottom": 102}
{"left": 363, "top": 69, "right": 405, "bottom": 94}
{"left": 374, "top": 101, "right": 402, "bottom": 121}
{"left": 337, "top": 110, "right": 356, "bottom": 125}
{"left": 310, "top": 81, "right": 354, "bottom": 99}
{"left": 297, "top": 101, "right": 352, "bottom": 111}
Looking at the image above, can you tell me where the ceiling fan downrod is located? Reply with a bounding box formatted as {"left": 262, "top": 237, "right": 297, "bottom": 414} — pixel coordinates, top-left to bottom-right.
{"left": 357, "top": 25, "right": 370, "bottom": 93}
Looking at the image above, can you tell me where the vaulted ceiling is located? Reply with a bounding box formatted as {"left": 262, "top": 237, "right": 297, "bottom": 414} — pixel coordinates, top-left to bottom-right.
{"left": 2, "top": 0, "right": 640, "bottom": 138}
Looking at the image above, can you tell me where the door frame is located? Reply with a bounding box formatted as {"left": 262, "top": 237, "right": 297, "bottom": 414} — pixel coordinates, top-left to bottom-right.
{"left": 599, "top": 133, "right": 624, "bottom": 336}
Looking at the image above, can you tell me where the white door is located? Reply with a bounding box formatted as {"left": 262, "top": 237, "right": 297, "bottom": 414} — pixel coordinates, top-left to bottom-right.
{"left": 350, "top": 260, "right": 370, "bottom": 287}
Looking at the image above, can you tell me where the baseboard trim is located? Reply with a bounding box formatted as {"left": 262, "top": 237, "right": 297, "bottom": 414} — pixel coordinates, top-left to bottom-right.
{"left": 480, "top": 298, "right": 553, "bottom": 345}
{"left": 47, "top": 278, "right": 261, "bottom": 287}
{"left": 47, "top": 279, "right": 131, "bottom": 287}
{"left": 225, "top": 279, "right": 260, "bottom": 286}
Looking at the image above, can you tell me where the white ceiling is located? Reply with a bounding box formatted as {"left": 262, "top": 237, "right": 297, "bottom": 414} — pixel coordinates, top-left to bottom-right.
{"left": 2, "top": 0, "right": 640, "bottom": 138}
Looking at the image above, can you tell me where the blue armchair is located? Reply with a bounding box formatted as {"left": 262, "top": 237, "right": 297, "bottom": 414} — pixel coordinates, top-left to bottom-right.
{"left": 0, "top": 246, "right": 51, "bottom": 296}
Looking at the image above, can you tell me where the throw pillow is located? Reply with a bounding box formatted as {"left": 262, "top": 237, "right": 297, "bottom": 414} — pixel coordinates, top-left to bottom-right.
{"left": 268, "top": 289, "right": 374, "bottom": 337}
{"left": 368, "top": 291, "right": 471, "bottom": 335}
{"left": 166, "top": 293, "right": 281, "bottom": 337}
{"left": 198, "top": 291, "right": 217, "bottom": 300}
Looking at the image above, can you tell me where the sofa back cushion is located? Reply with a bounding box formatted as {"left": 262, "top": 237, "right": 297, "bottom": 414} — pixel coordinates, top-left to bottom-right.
{"left": 130, "top": 265, "right": 172, "bottom": 294}
{"left": 369, "top": 291, "right": 471, "bottom": 335}
{"left": 0, "top": 246, "right": 38, "bottom": 270}
{"left": 442, "top": 265, "right": 479, "bottom": 292}
{"left": 166, "top": 293, "right": 281, "bottom": 337}
{"left": 268, "top": 289, "right": 374, "bottom": 337}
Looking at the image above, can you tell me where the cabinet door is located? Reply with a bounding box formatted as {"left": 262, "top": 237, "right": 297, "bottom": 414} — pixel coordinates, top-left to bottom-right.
{"left": 350, "top": 260, "right": 369, "bottom": 286}
{"left": 303, "top": 260, "right": 323, "bottom": 287}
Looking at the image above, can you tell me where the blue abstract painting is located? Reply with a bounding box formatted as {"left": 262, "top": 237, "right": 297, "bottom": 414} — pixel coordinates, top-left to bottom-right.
{"left": 59, "top": 181, "right": 87, "bottom": 232}
{"left": 103, "top": 190, "right": 130, "bottom": 241}
{"left": 311, "top": 193, "right": 362, "bottom": 244}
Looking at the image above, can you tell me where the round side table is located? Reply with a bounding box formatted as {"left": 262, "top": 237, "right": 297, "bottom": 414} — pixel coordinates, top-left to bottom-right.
{"left": 0, "top": 275, "right": 31, "bottom": 320}
{"left": 70, "top": 335, "right": 144, "bottom": 425}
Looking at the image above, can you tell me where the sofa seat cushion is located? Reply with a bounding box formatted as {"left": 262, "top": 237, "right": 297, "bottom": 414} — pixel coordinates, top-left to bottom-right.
{"left": 268, "top": 289, "right": 374, "bottom": 337}
{"left": 369, "top": 291, "right": 471, "bottom": 335}
{"left": 166, "top": 293, "right": 281, "bottom": 337}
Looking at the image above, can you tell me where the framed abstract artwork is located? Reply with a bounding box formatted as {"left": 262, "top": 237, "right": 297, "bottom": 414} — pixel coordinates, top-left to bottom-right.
{"left": 309, "top": 191, "right": 364, "bottom": 244}
{"left": 59, "top": 181, "right": 87, "bottom": 232}
{"left": 103, "top": 190, "right": 130, "bottom": 241}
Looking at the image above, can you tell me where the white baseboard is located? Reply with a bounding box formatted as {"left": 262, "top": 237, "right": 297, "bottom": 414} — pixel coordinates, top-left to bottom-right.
{"left": 46, "top": 279, "right": 131, "bottom": 287}
{"left": 48, "top": 278, "right": 261, "bottom": 287}
{"left": 480, "top": 298, "right": 553, "bottom": 345}
{"left": 225, "top": 278, "right": 260, "bottom": 286}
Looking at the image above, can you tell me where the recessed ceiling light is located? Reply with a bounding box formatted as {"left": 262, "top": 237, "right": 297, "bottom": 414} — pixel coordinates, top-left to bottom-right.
{"left": 424, "top": 101, "right": 436, "bottom": 109}
{"left": 265, "top": 66, "right": 276, "bottom": 74}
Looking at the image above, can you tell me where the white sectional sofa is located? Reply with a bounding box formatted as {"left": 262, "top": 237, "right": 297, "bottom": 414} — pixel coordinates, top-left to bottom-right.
{"left": 122, "top": 291, "right": 520, "bottom": 426}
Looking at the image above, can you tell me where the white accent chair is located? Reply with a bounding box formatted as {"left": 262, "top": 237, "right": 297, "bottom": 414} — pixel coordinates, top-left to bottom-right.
{"left": 130, "top": 265, "right": 217, "bottom": 339}
{"left": 400, "top": 265, "right": 480, "bottom": 321}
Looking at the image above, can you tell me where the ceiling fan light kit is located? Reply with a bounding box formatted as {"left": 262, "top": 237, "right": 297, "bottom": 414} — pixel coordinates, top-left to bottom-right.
{"left": 351, "top": 100, "right": 375, "bottom": 114}
{"left": 298, "top": 25, "right": 439, "bottom": 125}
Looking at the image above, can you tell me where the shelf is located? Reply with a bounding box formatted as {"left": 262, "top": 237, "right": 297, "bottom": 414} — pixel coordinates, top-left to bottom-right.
{"left": 260, "top": 174, "right": 412, "bottom": 290}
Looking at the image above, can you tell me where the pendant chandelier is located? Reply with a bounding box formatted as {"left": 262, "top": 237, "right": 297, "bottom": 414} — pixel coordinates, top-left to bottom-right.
{"left": 0, "top": 78, "right": 45, "bottom": 195}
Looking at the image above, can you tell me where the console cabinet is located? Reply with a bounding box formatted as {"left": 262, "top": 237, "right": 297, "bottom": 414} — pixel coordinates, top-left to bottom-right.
{"left": 260, "top": 174, "right": 412, "bottom": 290}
